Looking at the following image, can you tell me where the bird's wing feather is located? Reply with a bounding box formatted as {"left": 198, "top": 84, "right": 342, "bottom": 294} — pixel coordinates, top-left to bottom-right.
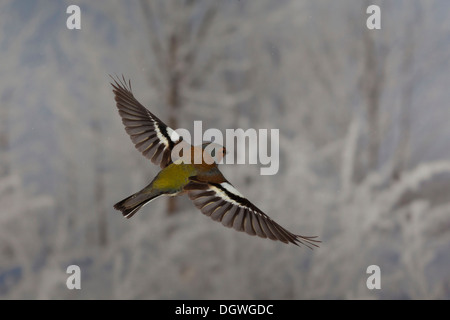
{"left": 185, "top": 177, "right": 320, "bottom": 248}
{"left": 110, "top": 75, "right": 181, "bottom": 168}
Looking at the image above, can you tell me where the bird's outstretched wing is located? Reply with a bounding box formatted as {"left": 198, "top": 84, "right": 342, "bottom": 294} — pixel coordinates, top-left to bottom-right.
{"left": 185, "top": 177, "right": 320, "bottom": 248}
{"left": 110, "top": 75, "right": 181, "bottom": 168}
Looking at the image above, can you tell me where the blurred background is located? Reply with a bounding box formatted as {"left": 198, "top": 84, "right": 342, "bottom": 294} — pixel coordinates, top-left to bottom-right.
{"left": 1, "top": 0, "right": 450, "bottom": 299}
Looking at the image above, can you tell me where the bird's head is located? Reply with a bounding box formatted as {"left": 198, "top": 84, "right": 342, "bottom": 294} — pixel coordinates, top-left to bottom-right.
{"left": 201, "top": 142, "right": 227, "bottom": 165}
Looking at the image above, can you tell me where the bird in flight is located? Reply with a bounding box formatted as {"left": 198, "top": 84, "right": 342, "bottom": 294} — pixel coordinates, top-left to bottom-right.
{"left": 111, "top": 75, "right": 320, "bottom": 248}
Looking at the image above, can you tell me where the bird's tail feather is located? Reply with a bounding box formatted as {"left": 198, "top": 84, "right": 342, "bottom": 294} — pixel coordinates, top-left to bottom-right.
{"left": 114, "top": 190, "right": 163, "bottom": 219}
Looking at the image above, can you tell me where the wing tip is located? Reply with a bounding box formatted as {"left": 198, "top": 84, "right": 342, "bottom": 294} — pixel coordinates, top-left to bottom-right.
{"left": 292, "top": 235, "right": 321, "bottom": 249}
{"left": 109, "top": 74, "right": 133, "bottom": 94}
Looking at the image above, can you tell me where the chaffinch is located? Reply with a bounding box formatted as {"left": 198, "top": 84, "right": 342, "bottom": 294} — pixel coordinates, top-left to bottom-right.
{"left": 111, "top": 76, "right": 320, "bottom": 248}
